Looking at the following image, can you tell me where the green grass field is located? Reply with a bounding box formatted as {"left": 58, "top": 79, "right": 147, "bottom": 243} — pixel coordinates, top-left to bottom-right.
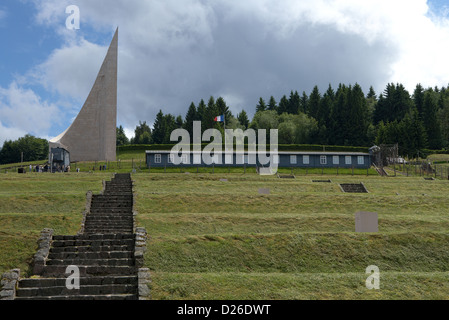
{"left": 1, "top": 171, "right": 449, "bottom": 299}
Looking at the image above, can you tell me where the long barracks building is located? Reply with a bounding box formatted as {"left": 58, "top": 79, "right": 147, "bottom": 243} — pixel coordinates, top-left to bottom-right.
{"left": 145, "top": 150, "right": 372, "bottom": 170}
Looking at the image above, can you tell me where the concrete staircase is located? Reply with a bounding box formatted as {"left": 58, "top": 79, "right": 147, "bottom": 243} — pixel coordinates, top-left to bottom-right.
{"left": 12, "top": 173, "right": 145, "bottom": 300}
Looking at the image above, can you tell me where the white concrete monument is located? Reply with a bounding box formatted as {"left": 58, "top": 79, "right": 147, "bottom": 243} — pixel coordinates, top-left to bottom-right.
{"left": 49, "top": 28, "right": 118, "bottom": 162}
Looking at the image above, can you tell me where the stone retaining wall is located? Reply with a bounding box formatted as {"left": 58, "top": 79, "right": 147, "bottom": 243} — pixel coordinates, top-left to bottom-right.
{"left": 33, "top": 228, "right": 54, "bottom": 275}
{"left": 0, "top": 269, "right": 20, "bottom": 300}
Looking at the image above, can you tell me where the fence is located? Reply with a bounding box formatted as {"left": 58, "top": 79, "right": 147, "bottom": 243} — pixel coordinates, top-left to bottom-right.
{"left": 389, "top": 161, "right": 449, "bottom": 180}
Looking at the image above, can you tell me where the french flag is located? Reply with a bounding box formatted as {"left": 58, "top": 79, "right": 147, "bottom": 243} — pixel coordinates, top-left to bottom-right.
{"left": 214, "top": 115, "right": 225, "bottom": 122}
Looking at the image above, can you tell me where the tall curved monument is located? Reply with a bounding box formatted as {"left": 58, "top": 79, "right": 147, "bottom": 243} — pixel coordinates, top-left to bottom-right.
{"left": 49, "top": 28, "right": 118, "bottom": 163}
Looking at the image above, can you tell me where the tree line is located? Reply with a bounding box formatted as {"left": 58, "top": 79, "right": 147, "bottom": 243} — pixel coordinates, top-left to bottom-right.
{"left": 0, "top": 135, "right": 49, "bottom": 165}
{"left": 123, "top": 82, "right": 449, "bottom": 157}
{"left": 2, "top": 82, "right": 446, "bottom": 164}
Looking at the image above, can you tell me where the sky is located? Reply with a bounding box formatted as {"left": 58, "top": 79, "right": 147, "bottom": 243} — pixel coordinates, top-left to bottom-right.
{"left": 1, "top": 0, "right": 449, "bottom": 144}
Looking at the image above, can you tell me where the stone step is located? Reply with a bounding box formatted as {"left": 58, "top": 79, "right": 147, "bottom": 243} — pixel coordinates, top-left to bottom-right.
{"left": 83, "top": 226, "right": 133, "bottom": 230}
{"left": 84, "top": 218, "right": 134, "bottom": 223}
{"left": 90, "top": 208, "right": 133, "bottom": 213}
{"left": 83, "top": 226, "right": 133, "bottom": 231}
{"left": 91, "top": 197, "right": 133, "bottom": 201}
{"left": 105, "top": 181, "right": 133, "bottom": 189}
{"left": 83, "top": 226, "right": 134, "bottom": 231}
{"left": 19, "top": 276, "right": 138, "bottom": 288}
{"left": 50, "top": 245, "right": 133, "bottom": 254}
{"left": 48, "top": 251, "right": 134, "bottom": 260}
{"left": 11, "top": 173, "right": 143, "bottom": 301}
{"left": 15, "top": 294, "right": 137, "bottom": 300}
{"left": 90, "top": 202, "right": 132, "bottom": 207}
{"left": 103, "top": 185, "right": 132, "bottom": 189}
{"left": 93, "top": 194, "right": 132, "bottom": 198}
{"left": 52, "top": 234, "right": 134, "bottom": 241}
{"left": 90, "top": 203, "right": 133, "bottom": 209}
{"left": 40, "top": 265, "right": 137, "bottom": 277}
{"left": 84, "top": 220, "right": 134, "bottom": 225}
{"left": 83, "top": 221, "right": 133, "bottom": 225}
{"left": 83, "top": 230, "right": 134, "bottom": 235}
{"left": 46, "top": 258, "right": 135, "bottom": 266}
{"left": 87, "top": 211, "right": 133, "bottom": 215}
{"left": 16, "top": 283, "right": 137, "bottom": 298}
{"left": 102, "top": 191, "right": 133, "bottom": 194}
{"left": 51, "top": 239, "right": 135, "bottom": 247}
{"left": 84, "top": 224, "right": 133, "bottom": 230}
{"left": 85, "top": 216, "right": 133, "bottom": 221}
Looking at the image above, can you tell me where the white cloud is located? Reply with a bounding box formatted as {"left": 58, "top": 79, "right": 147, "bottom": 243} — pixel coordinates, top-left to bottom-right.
{"left": 0, "top": 82, "right": 59, "bottom": 144}
{"left": 32, "top": 39, "right": 107, "bottom": 102}
{"left": 10, "top": 0, "right": 449, "bottom": 138}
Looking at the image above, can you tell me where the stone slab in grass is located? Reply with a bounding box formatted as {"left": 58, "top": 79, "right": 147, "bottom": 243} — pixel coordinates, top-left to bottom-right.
{"left": 355, "top": 211, "right": 378, "bottom": 233}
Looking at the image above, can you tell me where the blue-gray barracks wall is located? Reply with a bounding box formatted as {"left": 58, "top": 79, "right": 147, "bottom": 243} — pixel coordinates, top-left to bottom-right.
{"left": 146, "top": 152, "right": 371, "bottom": 169}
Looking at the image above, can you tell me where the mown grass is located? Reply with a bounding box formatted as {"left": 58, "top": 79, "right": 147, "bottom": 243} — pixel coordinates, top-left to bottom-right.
{"left": 0, "top": 172, "right": 108, "bottom": 276}
{"left": 150, "top": 272, "right": 449, "bottom": 300}
{"left": 1, "top": 171, "right": 449, "bottom": 299}
{"left": 132, "top": 173, "right": 449, "bottom": 300}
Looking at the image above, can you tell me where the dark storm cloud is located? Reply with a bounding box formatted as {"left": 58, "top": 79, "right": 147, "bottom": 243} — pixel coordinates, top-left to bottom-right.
{"left": 23, "top": 0, "right": 449, "bottom": 140}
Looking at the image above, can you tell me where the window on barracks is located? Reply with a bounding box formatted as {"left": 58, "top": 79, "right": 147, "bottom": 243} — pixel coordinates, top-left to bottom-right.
{"left": 320, "top": 156, "right": 327, "bottom": 165}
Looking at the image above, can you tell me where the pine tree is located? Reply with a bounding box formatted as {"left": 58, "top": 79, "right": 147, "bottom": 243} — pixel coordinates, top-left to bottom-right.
{"left": 176, "top": 115, "right": 184, "bottom": 128}
{"left": 308, "top": 86, "right": 321, "bottom": 120}
{"left": 184, "top": 102, "right": 198, "bottom": 137}
{"left": 116, "top": 126, "right": 129, "bottom": 146}
{"left": 237, "top": 110, "right": 249, "bottom": 129}
{"left": 152, "top": 110, "right": 166, "bottom": 144}
{"left": 422, "top": 91, "right": 442, "bottom": 149}
{"left": 373, "top": 83, "right": 413, "bottom": 124}
{"left": 347, "top": 83, "right": 370, "bottom": 146}
{"left": 204, "top": 96, "right": 219, "bottom": 130}
{"left": 216, "top": 97, "right": 232, "bottom": 123}
{"left": 268, "top": 96, "right": 278, "bottom": 112}
{"left": 278, "top": 95, "right": 289, "bottom": 115}
{"left": 300, "top": 91, "right": 308, "bottom": 114}
{"left": 316, "top": 84, "right": 334, "bottom": 129}
{"left": 413, "top": 84, "right": 425, "bottom": 117}
{"left": 256, "top": 97, "right": 267, "bottom": 113}
{"left": 288, "top": 91, "right": 301, "bottom": 114}
{"left": 401, "top": 108, "right": 427, "bottom": 157}
{"left": 375, "top": 121, "right": 387, "bottom": 146}
{"left": 329, "top": 84, "right": 349, "bottom": 145}
{"left": 367, "top": 86, "right": 377, "bottom": 100}
{"left": 163, "top": 114, "right": 177, "bottom": 144}
{"left": 197, "top": 99, "right": 207, "bottom": 132}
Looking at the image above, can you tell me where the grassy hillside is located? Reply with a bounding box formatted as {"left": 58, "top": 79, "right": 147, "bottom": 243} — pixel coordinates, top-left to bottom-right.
{"left": 133, "top": 173, "right": 449, "bottom": 299}
{"left": 0, "top": 173, "right": 109, "bottom": 275}
{"left": 1, "top": 171, "right": 449, "bottom": 299}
